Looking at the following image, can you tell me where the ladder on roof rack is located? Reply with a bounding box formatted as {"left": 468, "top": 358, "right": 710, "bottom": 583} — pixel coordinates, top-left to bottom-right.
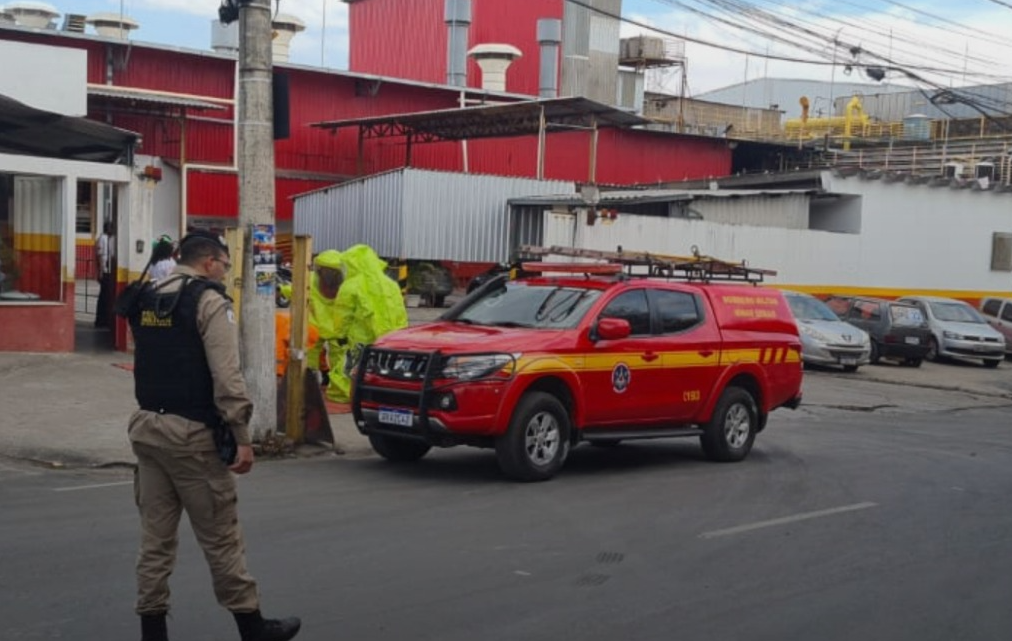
{"left": 516, "top": 245, "right": 776, "bottom": 284}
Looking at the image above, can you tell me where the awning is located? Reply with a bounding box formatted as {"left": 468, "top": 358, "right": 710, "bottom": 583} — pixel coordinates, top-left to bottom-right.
{"left": 88, "top": 84, "right": 228, "bottom": 112}
{"left": 0, "top": 93, "right": 139, "bottom": 163}
{"left": 310, "top": 96, "right": 650, "bottom": 142}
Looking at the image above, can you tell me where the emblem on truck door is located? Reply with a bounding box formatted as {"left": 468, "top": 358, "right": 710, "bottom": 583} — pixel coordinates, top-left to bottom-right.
{"left": 612, "top": 363, "right": 631, "bottom": 393}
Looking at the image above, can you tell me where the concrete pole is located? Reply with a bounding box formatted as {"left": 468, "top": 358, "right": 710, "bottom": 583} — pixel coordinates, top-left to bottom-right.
{"left": 238, "top": 0, "right": 276, "bottom": 438}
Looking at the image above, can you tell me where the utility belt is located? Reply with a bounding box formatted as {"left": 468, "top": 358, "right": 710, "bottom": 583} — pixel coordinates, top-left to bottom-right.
{"left": 139, "top": 405, "right": 237, "bottom": 465}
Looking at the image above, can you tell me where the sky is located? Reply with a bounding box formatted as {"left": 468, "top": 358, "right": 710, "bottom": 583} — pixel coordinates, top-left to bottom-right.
{"left": 24, "top": 0, "right": 1012, "bottom": 96}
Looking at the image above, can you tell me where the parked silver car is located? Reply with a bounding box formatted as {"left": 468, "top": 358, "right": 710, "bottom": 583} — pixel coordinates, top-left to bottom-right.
{"left": 896, "top": 295, "right": 1005, "bottom": 368}
{"left": 782, "top": 290, "right": 871, "bottom": 372}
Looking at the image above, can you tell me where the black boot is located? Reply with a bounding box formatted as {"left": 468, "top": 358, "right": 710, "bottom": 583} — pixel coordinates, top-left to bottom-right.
{"left": 140, "top": 613, "right": 168, "bottom": 641}
{"left": 233, "top": 610, "right": 301, "bottom": 641}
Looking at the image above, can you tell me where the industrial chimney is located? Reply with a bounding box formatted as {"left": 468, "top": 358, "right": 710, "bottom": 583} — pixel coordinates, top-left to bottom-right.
{"left": 6, "top": 1, "right": 59, "bottom": 29}
{"left": 271, "top": 14, "right": 305, "bottom": 63}
{"left": 86, "top": 12, "right": 139, "bottom": 39}
{"left": 537, "top": 18, "right": 562, "bottom": 98}
{"left": 444, "top": 0, "right": 471, "bottom": 87}
{"left": 468, "top": 44, "right": 522, "bottom": 92}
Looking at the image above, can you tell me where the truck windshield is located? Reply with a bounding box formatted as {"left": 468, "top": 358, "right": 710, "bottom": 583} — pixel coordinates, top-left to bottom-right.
{"left": 455, "top": 283, "right": 601, "bottom": 329}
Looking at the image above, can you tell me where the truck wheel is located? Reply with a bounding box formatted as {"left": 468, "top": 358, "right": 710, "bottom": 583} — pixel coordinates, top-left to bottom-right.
{"left": 700, "top": 386, "right": 757, "bottom": 462}
{"left": 926, "top": 337, "right": 940, "bottom": 362}
{"left": 368, "top": 434, "right": 431, "bottom": 462}
{"left": 983, "top": 359, "right": 1001, "bottom": 369}
{"left": 869, "top": 341, "right": 880, "bottom": 364}
{"left": 496, "top": 392, "right": 570, "bottom": 482}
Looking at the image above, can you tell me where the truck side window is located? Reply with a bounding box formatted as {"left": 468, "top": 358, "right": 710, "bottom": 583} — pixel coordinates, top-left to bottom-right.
{"left": 600, "top": 290, "right": 651, "bottom": 336}
{"left": 982, "top": 299, "right": 1002, "bottom": 317}
{"left": 651, "top": 290, "right": 700, "bottom": 333}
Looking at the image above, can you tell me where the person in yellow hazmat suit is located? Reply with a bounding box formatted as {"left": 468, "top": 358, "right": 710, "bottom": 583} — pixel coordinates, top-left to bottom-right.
{"left": 327, "top": 244, "right": 409, "bottom": 403}
{"left": 306, "top": 250, "right": 344, "bottom": 388}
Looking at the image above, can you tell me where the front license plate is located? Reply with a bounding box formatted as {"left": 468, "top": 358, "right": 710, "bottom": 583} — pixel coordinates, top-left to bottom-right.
{"left": 974, "top": 344, "right": 990, "bottom": 352}
{"left": 840, "top": 357, "right": 858, "bottom": 366}
{"left": 378, "top": 408, "right": 414, "bottom": 427}
{"left": 904, "top": 337, "right": 920, "bottom": 345}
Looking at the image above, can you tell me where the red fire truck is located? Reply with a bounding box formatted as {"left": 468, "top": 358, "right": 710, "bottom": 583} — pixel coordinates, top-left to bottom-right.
{"left": 351, "top": 246, "right": 804, "bottom": 481}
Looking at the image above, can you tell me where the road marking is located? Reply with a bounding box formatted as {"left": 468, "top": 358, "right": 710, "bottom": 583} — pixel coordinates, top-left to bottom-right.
{"left": 54, "top": 481, "right": 133, "bottom": 492}
{"left": 699, "top": 502, "right": 878, "bottom": 539}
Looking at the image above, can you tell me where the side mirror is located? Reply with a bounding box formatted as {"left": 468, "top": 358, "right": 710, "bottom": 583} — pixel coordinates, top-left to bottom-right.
{"left": 596, "top": 317, "right": 631, "bottom": 341}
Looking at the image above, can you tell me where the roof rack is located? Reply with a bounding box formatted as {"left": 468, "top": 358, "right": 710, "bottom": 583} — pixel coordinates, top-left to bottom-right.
{"left": 516, "top": 245, "right": 776, "bottom": 284}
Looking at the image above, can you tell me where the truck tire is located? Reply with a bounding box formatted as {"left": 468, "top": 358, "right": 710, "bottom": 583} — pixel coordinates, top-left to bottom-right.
{"left": 368, "top": 434, "right": 431, "bottom": 462}
{"left": 700, "top": 386, "right": 757, "bottom": 462}
{"left": 496, "top": 392, "right": 570, "bottom": 482}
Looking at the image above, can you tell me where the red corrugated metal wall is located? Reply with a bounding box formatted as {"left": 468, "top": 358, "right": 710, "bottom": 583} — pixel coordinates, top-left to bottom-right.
{"left": 188, "top": 172, "right": 334, "bottom": 221}
{"left": 348, "top": 0, "right": 447, "bottom": 84}
{"left": 469, "top": 0, "right": 563, "bottom": 95}
{"left": 348, "top": 0, "right": 563, "bottom": 96}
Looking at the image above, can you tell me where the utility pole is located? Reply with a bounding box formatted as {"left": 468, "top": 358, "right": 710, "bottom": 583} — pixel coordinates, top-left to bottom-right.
{"left": 237, "top": 0, "right": 276, "bottom": 438}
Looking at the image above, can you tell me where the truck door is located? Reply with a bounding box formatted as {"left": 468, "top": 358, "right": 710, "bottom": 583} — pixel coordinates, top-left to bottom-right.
{"left": 648, "top": 288, "right": 722, "bottom": 421}
{"left": 582, "top": 289, "right": 666, "bottom": 425}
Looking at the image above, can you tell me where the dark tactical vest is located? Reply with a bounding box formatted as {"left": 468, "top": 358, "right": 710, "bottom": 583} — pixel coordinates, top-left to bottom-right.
{"left": 129, "top": 276, "right": 230, "bottom": 425}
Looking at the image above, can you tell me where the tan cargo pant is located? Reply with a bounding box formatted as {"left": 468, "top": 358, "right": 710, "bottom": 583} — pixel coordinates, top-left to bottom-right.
{"left": 132, "top": 442, "right": 259, "bottom": 615}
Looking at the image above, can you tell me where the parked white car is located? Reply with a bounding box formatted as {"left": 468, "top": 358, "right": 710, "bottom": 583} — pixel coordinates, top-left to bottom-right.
{"left": 979, "top": 296, "right": 1012, "bottom": 357}
{"left": 782, "top": 290, "right": 871, "bottom": 372}
{"left": 897, "top": 296, "right": 1005, "bottom": 368}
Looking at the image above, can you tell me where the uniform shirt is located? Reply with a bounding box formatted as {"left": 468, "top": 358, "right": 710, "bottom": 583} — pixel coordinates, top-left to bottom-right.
{"left": 128, "top": 265, "right": 253, "bottom": 451}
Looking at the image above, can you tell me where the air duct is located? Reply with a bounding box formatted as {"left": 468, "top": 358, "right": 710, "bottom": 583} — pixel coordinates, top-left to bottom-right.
{"left": 86, "top": 12, "right": 139, "bottom": 39}
{"left": 468, "top": 43, "right": 522, "bottom": 92}
{"left": 537, "top": 18, "right": 562, "bottom": 98}
{"left": 271, "top": 14, "right": 305, "bottom": 63}
{"left": 6, "top": 1, "right": 59, "bottom": 29}
{"left": 444, "top": 0, "right": 472, "bottom": 87}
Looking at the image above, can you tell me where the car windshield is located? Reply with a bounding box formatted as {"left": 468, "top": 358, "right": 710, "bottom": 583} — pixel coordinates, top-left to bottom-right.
{"left": 786, "top": 294, "right": 840, "bottom": 321}
{"left": 929, "top": 301, "right": 985, "bottom": 323}
{"left": 454, "top": 282, "right": 602, "bottom": 329}
{"left": 889, "top": 304, "right": 924, "bottom": 326}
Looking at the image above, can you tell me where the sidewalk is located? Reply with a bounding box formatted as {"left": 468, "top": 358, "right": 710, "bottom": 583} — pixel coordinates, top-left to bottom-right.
{"left": 2, "top": 309, "right": 1011, "bottom": 468}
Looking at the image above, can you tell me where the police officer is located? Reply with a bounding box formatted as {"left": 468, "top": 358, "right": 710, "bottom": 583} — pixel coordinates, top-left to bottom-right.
{"left": 127, "top": 231, "right": 301, "bottom": 641}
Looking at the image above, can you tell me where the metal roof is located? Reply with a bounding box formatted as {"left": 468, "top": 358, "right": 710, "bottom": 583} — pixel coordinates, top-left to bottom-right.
{"left": 509, "top": 188, "right": 818, "bottom": 207}
{"left": 310, "top": 97, "right": 650, "bottom": 142}
{"left": 0, "top": 91, "right": 138, "bottom": 162}
{"left": 0, "top": 93, "right": 138, "bottom": 163}
{"left": 87, "top": 84, "right": 228, "bottom": 111}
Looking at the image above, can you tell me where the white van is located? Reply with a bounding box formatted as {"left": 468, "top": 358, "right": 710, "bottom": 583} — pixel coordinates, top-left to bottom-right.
{"left": 980, "top": 297, "right": 1012, "bottom": 356}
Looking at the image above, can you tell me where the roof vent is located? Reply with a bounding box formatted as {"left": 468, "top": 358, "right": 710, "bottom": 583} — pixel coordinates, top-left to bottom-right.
{"left": 6, "top": 1, "right": 60, "bottom": 29}
{"left": 468, "top": 43, "right": 522, "bottom": 92}
{"left": 61, "top": 13, "right": 86, "bottom": 32}
{"left": 86, "top": 12, "right": 139, "bottom": 39}
{"left": 271, "top": 14, "right": 305, "bottom": 63}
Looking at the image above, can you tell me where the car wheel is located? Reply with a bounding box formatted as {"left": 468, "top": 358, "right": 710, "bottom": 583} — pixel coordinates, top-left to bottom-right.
{"left": 496, "top": 392, "right": 570, "bottom": 482}
{"left": 700, "top": 386, "right": 757, "bottom": 462}
{"left": 983, "top": 359, "right": 1001, "bottom": 369}
{"left": 842, "top": 365, "right": 859, "bottom": 373}
{"left": 368, "top": 434, "right": 431, "bottom": 462}
{"left": 905, "top": 358, "right": 923, "bottom": 368}
{"left": 869, "top": 341, "right": 881, "bottom": 364}
{"left": 926, "top": 336, "right": 940, "bottom": 362}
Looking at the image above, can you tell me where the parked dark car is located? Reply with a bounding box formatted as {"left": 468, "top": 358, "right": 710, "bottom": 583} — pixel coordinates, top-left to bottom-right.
{"left": 826, "top": 295, "right": 932, "bottom": 367}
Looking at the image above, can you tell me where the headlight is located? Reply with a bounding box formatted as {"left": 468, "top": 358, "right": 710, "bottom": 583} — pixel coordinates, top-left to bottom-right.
{"left": 799, "top": 325, "right": 829, "bottom": 342}
{"left": 943, "top": 330, "right": 965, "bottom": 340}
{"left": 440, "top": 354, "right": 516, "bottom": 381}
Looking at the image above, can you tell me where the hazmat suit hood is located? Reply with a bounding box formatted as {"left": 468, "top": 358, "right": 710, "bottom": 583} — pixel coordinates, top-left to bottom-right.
{"left": 339, "top": 244, "right": 387, "bottom": 280}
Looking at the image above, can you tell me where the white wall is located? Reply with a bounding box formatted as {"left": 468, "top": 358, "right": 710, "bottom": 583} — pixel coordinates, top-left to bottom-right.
{"left": 552, "top": 173, "right": 1012, "bottom": 296}
{"left": 0, "top": 40, "right": 87, "bottom": 116}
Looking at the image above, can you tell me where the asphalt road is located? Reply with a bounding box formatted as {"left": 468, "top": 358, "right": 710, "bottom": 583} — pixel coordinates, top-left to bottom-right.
{"left": 3, "top": 372, "right": 1012, "bottom": 641}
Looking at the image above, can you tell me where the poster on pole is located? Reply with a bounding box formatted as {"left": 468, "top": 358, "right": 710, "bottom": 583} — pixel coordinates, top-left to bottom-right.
{"left": 252, "top": 224, "right": 276, "bottom": 297}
